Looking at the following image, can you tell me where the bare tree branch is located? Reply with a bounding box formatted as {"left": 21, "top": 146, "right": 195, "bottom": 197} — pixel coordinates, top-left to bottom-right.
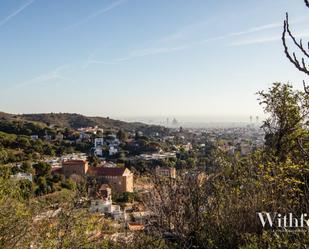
{"left": 282, "top": 12, "right": 309, "bottom": 93}
{"left": 303, "top": 80, "right": 309, "bottom": 94}
{"left": 297, "top": 138, "right": 309, "bottom": 159}
{"left": 282, "top": 14, "right": 309, "bottom": 75}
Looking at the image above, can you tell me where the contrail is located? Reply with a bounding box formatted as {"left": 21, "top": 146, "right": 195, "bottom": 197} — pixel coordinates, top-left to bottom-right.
{"left": 0, "top": 0, "right": 35, "bottom": 27}
{"left": 64, "top": 0, "right": 127, "bottom": 30}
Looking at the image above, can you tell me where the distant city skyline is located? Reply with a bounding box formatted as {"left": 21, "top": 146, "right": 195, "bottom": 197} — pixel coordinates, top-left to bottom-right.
{"left": 0, "top": 0, "right": 307, "bottom": 121}
{"left": 118, "top": 114, "right": 263, "bottom": 126}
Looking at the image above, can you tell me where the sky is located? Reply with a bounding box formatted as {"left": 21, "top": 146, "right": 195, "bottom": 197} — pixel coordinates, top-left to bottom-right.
{"left": 0, "top": 0, "right": 308, "bottom": 122}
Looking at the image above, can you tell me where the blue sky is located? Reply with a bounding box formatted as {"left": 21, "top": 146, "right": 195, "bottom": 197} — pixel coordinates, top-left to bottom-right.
{"left": 0, "top": 0, "right": 308, "bottom": 122}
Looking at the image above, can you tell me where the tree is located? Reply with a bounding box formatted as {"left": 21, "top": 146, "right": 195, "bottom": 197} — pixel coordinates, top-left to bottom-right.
{"left": 116, "top": 191, "right": 138, "bottom": 203}
{"left": 87, "top": 155, "right": 101, "bottom": 167}
{"left": 20, "top": 161, "right": 33, "bottom": 174}
{"left": 117, "top": 129, "right": 128, "bottom": 141}
{"left": 16, "top": 136, "right": 31, "bottom": 149}
{"left": 0, "top": 178, "right": 33, "bottom": 248}
{"left": 0, "top": 165, "right": 11, "bottom": 179}
{"left": 257, "top": 83, "right": 309, "bottom": 216}
{"left": 257, "top": 83, "right": 308, "bottom": 162}
{"left": 0, "top": 148, "right": 8, "bottom": 163}
{"left": 32, "top": 193, "right": 113, "bottom": 249}
{"left": 144, "top": 170, "right": 210, "bottom": 248}
{"left": 33, "top": 162, "right": 51, "bottom": 177}
{"left": 43, "top": 143, "right": 55, "bottom": 156}
{"left": 61, "top": 178, "right": 76, "bottom": 190}
{"left": 36, "top": 176, "right": 48, "bottom": 195}
{"left": 18, "top": 179, "right": 33, "bottom": 199}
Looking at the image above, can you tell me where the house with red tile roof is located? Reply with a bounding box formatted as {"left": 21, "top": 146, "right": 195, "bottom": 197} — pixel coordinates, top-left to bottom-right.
{"left": 88, "top": 166, "right": 133, "bottom": 193}
{"left": 62, "top": 160, "right": 88, "bottom": 177}
{"left": 61, "top": 159, "right": 133, "bottom": 193}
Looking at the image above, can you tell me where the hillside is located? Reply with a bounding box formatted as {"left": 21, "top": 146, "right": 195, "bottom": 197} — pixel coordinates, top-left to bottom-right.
{"left": 0, "top": 112, "right": 16, "bottom": 120}
{"left": 0, "top": 111, "right": 170, "bottom": 134}
{"left": 20, "top": 113, "right": 145, "bottom": 131}
{"left": 21, "top": 113, "right": 98, "bottom": 129}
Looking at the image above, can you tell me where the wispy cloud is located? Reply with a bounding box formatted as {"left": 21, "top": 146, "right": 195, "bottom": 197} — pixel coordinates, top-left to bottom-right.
{"left": 229, "top": 30, "right": 309, "bottom": 46}
{"left": 84, "top": 22, "right": 275, "bottom": 66}
{"left": 226, "top": 17, "right": 308, "bottom": 46}
{"left": 0, "top": 0, "right": 35, "bottom": 27}
{"left": 83, "top": 45, "right": 188, "bottom": 68}
{"left": 83, "top": 18, "right": 309, "bottom": 67}
{"left": 7, "top": 65, "right": 73, "bottom": 91}
{"left": 158, "top": 20, "right": 283, "bottom": 47}
{"left": 158, "top": 20, "right": 209, "bottom": 43}
{"left": 229, "top": 22, "right": 282, "bottom": 37}
{"left": 162, "top": 16, "right": 309, "bottom": 47}
{"left": 228, "top": 36, "right": 279, "bottom": 46}
{"left": 198, "top": 21, "right": 283, "bottom": 45}
{"left": 64, "top": 0, "right": 127, "bottom": 30}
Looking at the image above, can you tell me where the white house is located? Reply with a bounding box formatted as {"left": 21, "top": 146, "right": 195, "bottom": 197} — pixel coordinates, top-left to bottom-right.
{"left": 94, "top": 147, "right": 103, "bottom": 157}
{"left": 10, "top": 172, "right": 33, "bottom": 182}
{"left": 94, "top": 138, "right": 104, "bottom": 147}
{"left": 31, "top": 135, "right": 39, "bottom": 141}
{"left": 109, "top": 145, "right": 118, "bottom": 156}
{"left": 94, "top": 138, "right": 104, "bottom": 157}
{"left": 89, "top": 184, "right": 125, "bottom": 220}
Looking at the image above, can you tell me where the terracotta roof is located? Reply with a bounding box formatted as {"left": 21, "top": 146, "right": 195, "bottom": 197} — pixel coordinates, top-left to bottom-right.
{"left": 51, "top": 167, "right": 62, "bottom": 173}
{"left": 62, "top": 160, "right": 86, "bottom": 165}
{"left": 128, "top": 223, "right": 144, "bottom": 231}
{"left": 88, "top": 166, "right": 127, "bottom": 176}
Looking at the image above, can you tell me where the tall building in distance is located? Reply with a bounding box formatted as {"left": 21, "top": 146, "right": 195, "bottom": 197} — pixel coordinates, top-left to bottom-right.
{"left": 172, "top": 118, "right": 178, "bottom": 126}
{"left": 166, "top": 118, "right": 169, "bottom": 126}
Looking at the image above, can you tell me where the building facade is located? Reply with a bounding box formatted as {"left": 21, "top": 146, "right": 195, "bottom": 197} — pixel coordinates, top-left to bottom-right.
{"left": 88, "top": 167, "right": 134, "bottom": 193}
{"left": 155, "top": 166, "right": 176, "bottom": 178}
{"left": 62, "top": 160, "right": 89, "bottom": 177}
{"left": 61, "top": 159, "right": 133, "bottom": 193}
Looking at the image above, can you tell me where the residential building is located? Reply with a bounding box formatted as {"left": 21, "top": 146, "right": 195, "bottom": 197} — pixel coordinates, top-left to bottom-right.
{"left": 79, "top": 132, "right": 91, "bottom": 141}
{"left": 88, "top": 167, "right": 134, "bottom": 193}
{"left": 62, "top": 160, "right": 89, "bottom": 177}
{"left": 94, "top": 137, "right": 104, "bottom": 157}
{"left": 109, "top": 145, "right": 118, "bottom": 156}
{"left": 97, "top": 184, "right": 112, "bottom": 202}
{"left": 105, "top": 134, "right": 120, "bottom": 146}
{"left": 55, "top": 133, "right": 63, "bottom": 141}
{"left": 94, "top": 147, "right": 103, "bottom": 157}
{"left": 78, "top": 126, "right": 103, "bottom": 134}
{"left": 10, "top": 172, "right": 33, "bottom": 182}
{"left": 139, "top": 152, "right": 176, "bottom": 161}
{"left": 31, "top": 135, "right": 39, "bottom": 140}
{"left": 131, "top": 211, "right": 152, "bottom": 224}
{"left": 94, "top": 138, "right": 104, "bottom": 147}
{"left": 89, "top": 184, "right": 125, "bottom": 220}
{"left": 61, "top": 159, "right": 133, "bottom": 194}
{"left": 43, "top": 134, "right": 52, "bottom": 141}
{"left": 155, "top": 166, "right": 176, "bottom": 178}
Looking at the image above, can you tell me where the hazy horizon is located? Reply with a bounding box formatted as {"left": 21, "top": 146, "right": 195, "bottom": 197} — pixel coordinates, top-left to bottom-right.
{"left": 1, "top": 109, "right": 264, "bottom": 123}
{"left": 118, "top": 114, "right": 264, "bottom": 124}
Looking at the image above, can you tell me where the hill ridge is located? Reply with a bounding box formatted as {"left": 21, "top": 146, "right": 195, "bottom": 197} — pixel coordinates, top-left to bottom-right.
{"left": 0, "top": 111, "right": 169, "bottom": 134}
